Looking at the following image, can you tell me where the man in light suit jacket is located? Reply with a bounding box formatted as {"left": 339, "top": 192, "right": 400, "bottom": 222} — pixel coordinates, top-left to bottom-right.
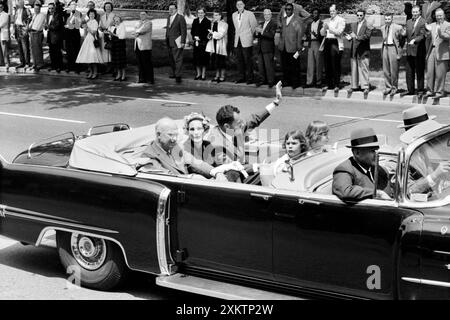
{"left": 140, "top": 118, "right": 229, "bottom": 180}
{"left": 348, "top": 9, "right": 372, "bottom": 95}
{"left": 425, "top": 8, "right": 450, "bottom": 99}
{"left": 401, "top": 5, "right": 426, "bottom": 96}
{"left": 254, "top": 9, "right": 277, "bottom": 87}
{"left": 165, "top": 3, "right": 186, "bottom": 83}
{"left": 135, "top": 11, "right": 154, "bottom": 84}
{"left": 278, "top": 3, "right": 304, "bottom": 89}
{"left": 0, "top": 2, "right": 10, "bottom": 68}
{"left": 380, "top": 13, "right": 404, "bottom": 96}
{"left": 232, "top": 0, "right": 258, "bottom": 84}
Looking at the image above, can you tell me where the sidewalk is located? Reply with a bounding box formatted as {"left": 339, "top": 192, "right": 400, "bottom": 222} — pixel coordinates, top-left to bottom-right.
{"left": 1, "top": 59, "right": 450, "bottom": 107}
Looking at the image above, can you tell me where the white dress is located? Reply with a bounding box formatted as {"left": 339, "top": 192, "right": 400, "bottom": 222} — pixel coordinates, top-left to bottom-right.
{"left": 76, "top": 20, "right": 104, "bottom": 64}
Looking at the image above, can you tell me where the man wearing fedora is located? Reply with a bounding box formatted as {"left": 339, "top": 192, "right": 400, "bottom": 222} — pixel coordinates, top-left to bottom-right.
{"left": 332, "top": 127, "right": 391, "bottom": 202}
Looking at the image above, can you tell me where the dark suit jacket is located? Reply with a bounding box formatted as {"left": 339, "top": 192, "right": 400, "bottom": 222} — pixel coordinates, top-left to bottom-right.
{"left": 349, "top": 20, "right": 372, "bottom": 58}
{"left": 332, "top": 157, "right": 389, "bottom": 202}
{"left": 47, "top": 11, "right": 65, "bottom": 44}
{"left": 255, "top": 19, "right": 277, "bottom": 54}
{"left": 405, "top": 17, "right": 426, "bottom": 57}
{"left": 191, "top": 17, "right": 210, "bottom": 44}
{"left": 207, "top": 109, "right": 270, "bottom": 166}
{"left": 278, "top": 15, "right": 304, "bottom": 53}
{"left": 141, "top": 140, "right": 213, "bottom": 177}
{"left": 305, "top": 19, "right": 323, "bottom": 47}
{"left": 165, "top": 13, "right": 187, "bottom": 48}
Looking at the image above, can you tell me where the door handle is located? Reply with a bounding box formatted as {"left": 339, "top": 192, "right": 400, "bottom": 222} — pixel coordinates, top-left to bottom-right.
{"left": 250, "top": 193, "right": 272, "bottom": 201}
{"left": 298, "top": 199, "right": 321, "bottom": 206}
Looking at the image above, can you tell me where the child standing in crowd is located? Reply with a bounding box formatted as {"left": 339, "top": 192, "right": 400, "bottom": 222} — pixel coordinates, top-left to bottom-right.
{"left": 76, "top": 9, "right": 103, "bottom": 79}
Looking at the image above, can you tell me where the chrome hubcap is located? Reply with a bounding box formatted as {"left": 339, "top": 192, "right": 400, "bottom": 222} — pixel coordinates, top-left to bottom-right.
{"left": 70, "top": 234, "right": 107, "bottom": 271}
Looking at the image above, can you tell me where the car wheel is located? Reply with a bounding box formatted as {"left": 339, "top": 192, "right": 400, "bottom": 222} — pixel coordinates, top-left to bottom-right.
{"left": 56, "top": 231, "right": 127, "bottom": 290}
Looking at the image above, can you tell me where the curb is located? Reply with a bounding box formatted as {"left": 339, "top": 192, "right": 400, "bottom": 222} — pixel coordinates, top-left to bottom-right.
{"left": 1, "top": 66, "right": 447, "bottom": 106}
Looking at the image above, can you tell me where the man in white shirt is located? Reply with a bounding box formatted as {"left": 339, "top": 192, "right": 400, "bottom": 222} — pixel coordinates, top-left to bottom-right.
{"left": 29, "top": 1, "right": 46, "bottom": 71}
{"left": 0, "top": 2, "right": 10, "bottom": 68}
{"left": 320, "top": 4, "right": 345, "bottom": 92}
{"left": 232, "top": 0, "right": 258, "bottom": 84}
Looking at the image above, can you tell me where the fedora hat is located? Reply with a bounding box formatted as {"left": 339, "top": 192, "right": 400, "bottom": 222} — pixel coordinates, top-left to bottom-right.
{"left": 397, "top": 106, "right": 436, "bottom": 129}
{"left": 346, "top": 127, "right": 380, "bottom": 148}
{"left": 400, "top": 119, "right": 444, "bottom": 144}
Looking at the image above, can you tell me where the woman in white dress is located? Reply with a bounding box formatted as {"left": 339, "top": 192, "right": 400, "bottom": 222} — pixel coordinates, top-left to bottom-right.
{"left": 99, "top": 2, "right": 115, "bottom": 70}
{"left": 76, "top": 9, "right": 103, "bottom": 79}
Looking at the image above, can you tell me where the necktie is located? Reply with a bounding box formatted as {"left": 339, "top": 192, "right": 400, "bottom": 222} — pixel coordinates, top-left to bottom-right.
{"left": 386, "top": 25, "right": 390, "bottom": 43}
{"left": 366, "top": 169, "right": 374, "bottom": 183}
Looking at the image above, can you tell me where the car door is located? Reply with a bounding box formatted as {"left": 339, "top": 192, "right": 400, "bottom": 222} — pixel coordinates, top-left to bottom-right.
{"left": 145, "top": 175, "right": 276, "bottom": 281}
{"left": 272, "top": 190, "right": 419, "bottom": 299}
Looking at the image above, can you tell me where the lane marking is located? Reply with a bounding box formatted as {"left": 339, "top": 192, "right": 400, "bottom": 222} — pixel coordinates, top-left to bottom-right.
{"left": 82, "top": 93, "right": 197, "bottom": 105}
{"left": 324, "top": 114, "right": 402, "bottom": 123}
{"left": 0, "top": 111, "right": 86, "bottom": 124}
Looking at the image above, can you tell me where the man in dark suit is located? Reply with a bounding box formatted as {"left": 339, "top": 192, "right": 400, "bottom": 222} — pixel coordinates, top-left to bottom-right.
{"left": 46, "top": 1, "right": 64, "bottom": 72}
{"left": 305, "top": 8, "right": 323, "bottom": 88}
{"left": 278, "top": 3, "right": 304, "bottom": 89}
{"left": 139, "top": 117, "right": 230, "bottom": 180}
{"left": 347, "top": 9, "right": 372, "bottom": 95}
{"left": 401, "top": 5, "right": 426, "bottom": 96}
{"left": 254, "top": 8, "right": 277, "bottom": 87}
{"left": 207, "top": 82, "right": 282, "bottom": 180}
{"left": 332, "top": 127, "right": 391, "bottom": 202}
{"left": 165, "top": 3, "right": 186, "bottom": 83}
{"left": 12, "top": 0, "right": 32, "bottom": 68}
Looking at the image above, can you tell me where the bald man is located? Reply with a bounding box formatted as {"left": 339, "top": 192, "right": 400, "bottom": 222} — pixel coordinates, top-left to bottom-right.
{"left": 139, "top": 118, "right": 232, "bottom": 180}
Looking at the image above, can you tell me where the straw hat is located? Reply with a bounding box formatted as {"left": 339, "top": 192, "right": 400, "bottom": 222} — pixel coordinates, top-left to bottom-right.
{"left": 346, "top": 127, "right": 380, "bottom": 148}
{"left": 397, "top": 105, "right": 436, "bottom": 129}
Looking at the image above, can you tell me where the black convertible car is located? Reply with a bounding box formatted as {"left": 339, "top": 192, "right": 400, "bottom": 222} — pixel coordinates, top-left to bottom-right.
{"left": 1, "top": 121, "right": 450, "bottom": 300}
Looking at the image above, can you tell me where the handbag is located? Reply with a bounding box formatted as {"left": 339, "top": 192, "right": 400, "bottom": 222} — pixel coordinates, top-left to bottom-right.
{"left": 104, "top": 33, "right": 112, "bottom": 50}
{"left": 93, "top": 31, "right": 100, "bottom": 48}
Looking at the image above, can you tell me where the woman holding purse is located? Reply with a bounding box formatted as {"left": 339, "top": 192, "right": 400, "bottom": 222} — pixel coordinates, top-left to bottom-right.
{"left": 76, "top": 9, "right": 103, "bottom": 79}
{"left": 190, "top": 7, "right": 210, "bottom": 80}
{"left": 99, "top": 2, "right": 115, "bottom": 74}
{"left": 205, "top": 8, "right": 228, "bottom": 83}
{"left": 106, "top": 15, "right": 127, "bottom": 81}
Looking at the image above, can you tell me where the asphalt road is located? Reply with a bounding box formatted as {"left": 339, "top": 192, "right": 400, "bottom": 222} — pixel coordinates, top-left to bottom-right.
{"left": 1, "top": 73, "right": 450, "bottom": 299}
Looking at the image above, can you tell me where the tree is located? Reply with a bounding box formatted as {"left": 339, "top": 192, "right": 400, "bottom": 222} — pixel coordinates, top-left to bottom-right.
{"left": 177, "top": 0, "right": 191, "bottom": 16}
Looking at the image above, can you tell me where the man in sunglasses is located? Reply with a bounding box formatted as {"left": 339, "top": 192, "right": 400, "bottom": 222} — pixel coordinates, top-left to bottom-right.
{"left": 347, "top": 9, "right": 372, "bottom": 96}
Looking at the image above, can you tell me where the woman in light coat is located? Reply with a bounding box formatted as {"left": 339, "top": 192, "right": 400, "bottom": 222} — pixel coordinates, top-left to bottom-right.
{"left": 206, "top": 8, "right": 228, "bottom": 83}
{"left": 98, "top": 2, "right": 116, "bottom": 68}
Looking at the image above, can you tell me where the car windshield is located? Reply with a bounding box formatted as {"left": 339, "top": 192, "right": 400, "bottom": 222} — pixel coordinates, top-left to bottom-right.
{"left": 407, "top": 132, "right": 450, "bottom": 202}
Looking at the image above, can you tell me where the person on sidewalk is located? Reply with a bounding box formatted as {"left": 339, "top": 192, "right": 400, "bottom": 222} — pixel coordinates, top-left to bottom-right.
{"left": 76, "top": 9, "right": 103, "bottom": 79}
{"left": 64, "top": 0, "right": 82, "bottom": 73}
{"left": 46, "top": 1, "right": 65, "bottom": 72}
{"left": 206, "top": 8, "right": 228, "bottom": 83}
{"left": 278, "top": 3, "right": 303, "bottom": 89}
{"left": 305, "top": 8, "right": 323, "bottom": 88}
{"left": 107, "top": 15, "right": 126, "bottom": 81}
{"left": 232, "top": 0, "right": 258, "bottom": 84}
{"left": 380, "top": 13, "right": 403, "bottom": 97}
{"left": 165, "top": 3, "right": 186, "bottom": 84}
{"left": 320, "top": 4, "right": 345, "bottom": 92}
{"left": 400, "top": 5, "right": 426, "bottom": 97}
{"left": 28, "top": 1, "right": 46, "bottom": 71}
{"left": 134, "top": 11, "right": 154, "bottom": 84}
{"left": 347, "top": 9, "right": 372, "bottom": 95}
{"left": 98, "top": 2, "right": 115, "bottom": 75}
{"left": 424, "top": 8, "right": 450, "bottom": 99}
{"left": 278, "top": 0, "right": 311, "bottom": 29}
{"left": 0, "top": 2, "right": 10, "bottom": 68}
{"left": 191, "top": 7, "right": 210, "bottom": 81}
{"left": 12, "top": 0, "right": 32, "bottom": 68}
{"left": 254, "top": 8, "right": 276, "bottom": 88}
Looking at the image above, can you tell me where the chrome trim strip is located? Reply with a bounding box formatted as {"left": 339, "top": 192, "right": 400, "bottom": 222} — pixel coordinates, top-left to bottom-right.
{"left": 35, "top": 227, "right": 158, "bottom": 275}
{"left": 156, "top": 188, "right": 172, "bottom": 276}
{"left": 402, "top": 277, "right": 450, "bottom": 288}
{"left": 2, "top": 206, "right": 118, "bottom": 234}
{"left": 433, "top": 250, "right": 450, "bottom": 256}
